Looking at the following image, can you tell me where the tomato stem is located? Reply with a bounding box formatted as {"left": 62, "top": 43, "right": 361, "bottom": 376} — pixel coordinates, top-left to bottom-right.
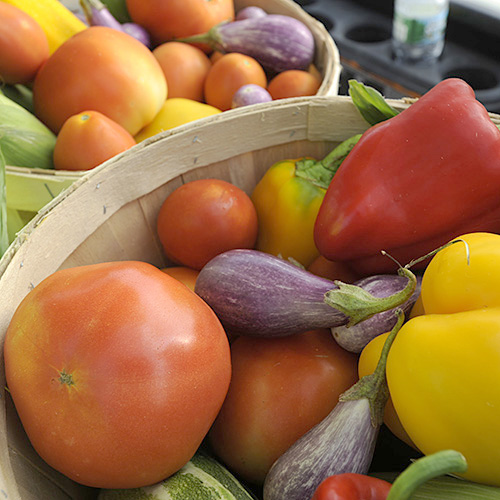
{"left": 58, "top": 370, "right": 74, "bottom": 387}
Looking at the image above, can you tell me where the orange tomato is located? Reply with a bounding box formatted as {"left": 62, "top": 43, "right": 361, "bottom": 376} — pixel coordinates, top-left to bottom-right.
{"left": 153, "top": 42, "right": 212, "bottom": 102}
{"left": 4, "top": 261, "right": 231, "bottom": 488}
{"left": 157, "top": 178, "right": 258, "bottom": 270}
{"left": 0, "top": 3, "right": 49, "bottom": 84}
{"left": 33, "top": 26, "right": 167, "bottom": 135}
{"left": 268, "top": 69, "right": 322, "bottom": 100}
{"left": 161, "top": 266, "right": 199, "bottom": 292}
{"left": 204, "top": 53, "right": 267, "bottom": 111}
{"left": 53, "top": 110, "right": 136, "bottom": 171}
{"left": 126, "top": 0, "right": 234, "bottom": 46}
{"left": 209, "top": 329, "right": 359, "bottom": 484}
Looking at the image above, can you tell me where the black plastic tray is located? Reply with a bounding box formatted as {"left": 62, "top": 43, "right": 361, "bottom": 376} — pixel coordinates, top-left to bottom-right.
{"left": 296, "top": 0, "right": 500, "bottom": 112}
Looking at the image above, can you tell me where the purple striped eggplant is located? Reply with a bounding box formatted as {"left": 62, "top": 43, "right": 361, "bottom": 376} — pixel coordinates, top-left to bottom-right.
{"left": 176, "top": 15, "right": 315, "bottom": 73}
{"left": 194, "top": 249, "right": 417, "bottom": 337}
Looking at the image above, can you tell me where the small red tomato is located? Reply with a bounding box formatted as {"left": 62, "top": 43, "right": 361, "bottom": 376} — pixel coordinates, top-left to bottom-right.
{"left": 4, "top": 261, "right": 231, "bottom": 489}
{"left": 208, "top": 329, "right": 359, "bottom": 484}
{"left": 157, "top": 178, "right": 258, "bottom": 270}
{"left": 53, "top": 110, "right": 136, "bottom": 171}
{"left": 311, "top": 473, "right": 392, "bottom": 500}
{"left": 0, "top": 3, "right": 49, "bottom": 84}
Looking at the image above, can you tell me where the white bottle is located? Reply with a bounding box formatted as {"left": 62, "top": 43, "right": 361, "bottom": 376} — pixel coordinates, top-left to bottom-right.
{"left": 392, "top": 0, "right": 449, "bottom": 63}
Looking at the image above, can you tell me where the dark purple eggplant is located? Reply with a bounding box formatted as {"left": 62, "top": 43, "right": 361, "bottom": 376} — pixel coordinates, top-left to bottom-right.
{"left": 235, "top": 6, "right": 268, "bottom": 20}
{"left": 263, "top": 310, "right": 405, "bottom": 500}
{"left": 176, "top": 15, "right": 315, "bottom": 73}
{"left": 331, "top": 274, "right": 422, "bottom": 353}
{"left": 194, "top": 249, "right": 417, "bottom": 337}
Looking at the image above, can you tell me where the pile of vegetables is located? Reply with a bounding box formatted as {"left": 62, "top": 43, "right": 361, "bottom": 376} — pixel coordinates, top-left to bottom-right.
{"left": 4, "top": 71, "right": 500, "bottom": 500}
{"left": 0, "top": 0, "right": 327, "bottom": 252}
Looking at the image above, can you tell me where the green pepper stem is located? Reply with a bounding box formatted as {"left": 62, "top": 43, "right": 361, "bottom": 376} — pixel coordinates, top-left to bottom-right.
{"left": 324, "top": 266, "right": 416, "bottom": 327}
{"left": 295, "top": 134, "right": 361, "bottom": 189}
{"left": 386, "top": 450, "right": 468, "bottom": 500}
{"left": 340, "top": 308, "right": 404, "bottom": 426}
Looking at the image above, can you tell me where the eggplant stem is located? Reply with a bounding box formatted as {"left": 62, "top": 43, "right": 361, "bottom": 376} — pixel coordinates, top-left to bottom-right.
{"left": 339, "top": 308, "right": 404, "bottom": 426}
{"left": 386, "top": 450, "right": 468, "bottom": 500}
{"left": 323, "top": 266, "right": 416, "bottom": 327}
{"left": 404, "top": 238, "right": 470, "bottom": 268}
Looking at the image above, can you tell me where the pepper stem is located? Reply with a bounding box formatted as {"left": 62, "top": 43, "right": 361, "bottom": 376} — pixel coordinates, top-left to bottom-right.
{"left": 339, "top": 308, "right": 404, "bottom": 426}
{"left": 324, "top": 266, "right": 416, "bottom": 327}
{"left": 295, "top": 134, "right": 361, "bottom": 189}
{"left": 386, "top": 450, "right": 468, "bottom": 500}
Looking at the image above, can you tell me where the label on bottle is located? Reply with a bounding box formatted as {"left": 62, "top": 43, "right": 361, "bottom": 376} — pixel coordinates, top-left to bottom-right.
{"left": 393, "top": 9, "right": 448, "bottom": 46}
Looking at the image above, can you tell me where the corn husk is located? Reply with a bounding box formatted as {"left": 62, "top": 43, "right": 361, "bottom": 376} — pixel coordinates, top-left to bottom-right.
{"left": 0, "top": 91, "right": 56, "bottom": 169}
{"left": 375, "top": 473, "right": 500, "bottom": 499}
{"left": 0, "top": 148, "right": 8, "bottom": 256}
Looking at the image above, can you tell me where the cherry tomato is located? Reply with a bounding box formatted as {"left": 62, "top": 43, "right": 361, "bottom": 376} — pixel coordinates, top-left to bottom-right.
{"left": 268, "top": 69, "right": 322, "bottom": 100}
{"left": 208, "top": 329, "right": 359, "bottom": 484}
{"left": 0, "top": 3, "right": 49, "bottom": 84}
{"left": 4, "top": 261, "right": 231, "bottom": 489}
{"left": 53, "top": 110, "right": 136, "bottom": 171}
{"left": 33, "top": 26, "right": 167, "bottom": 135}
{"left": 157, "top": 178, "right": 258, "bottom": 270}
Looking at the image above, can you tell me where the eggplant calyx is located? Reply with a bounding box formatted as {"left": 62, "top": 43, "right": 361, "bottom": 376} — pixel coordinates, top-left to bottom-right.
{"left": 324, "top": 266, "right": 416, "bottom": 327}
{"left": 175, "top": 24, "right": 226, "bottom": 50}
{"left": 295, "top": 134, "right": 361, "bottom": 189}
{"left": 387, "top": 450, "right": 468, "bottom": 500}
{"left": 339, "top": 309, "right": 404, "bottom": 427}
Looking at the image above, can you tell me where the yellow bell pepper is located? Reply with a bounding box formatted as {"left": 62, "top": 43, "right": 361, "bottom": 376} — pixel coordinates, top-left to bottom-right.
{"left": 384, "top": 232, "right": 500, "bottom": 487}
{"left": 251, "top": 135, "right": 361, "bottom": 268}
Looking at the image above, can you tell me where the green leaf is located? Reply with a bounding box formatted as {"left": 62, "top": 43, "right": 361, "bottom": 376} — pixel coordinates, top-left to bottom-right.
{"left": 348, "top": 79, "right": 400, "bottom": 126}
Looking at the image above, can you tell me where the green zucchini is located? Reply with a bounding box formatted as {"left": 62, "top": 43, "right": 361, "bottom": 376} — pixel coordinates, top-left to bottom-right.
{"left": 98, "top": 451, "right": 258, "bottom": 500}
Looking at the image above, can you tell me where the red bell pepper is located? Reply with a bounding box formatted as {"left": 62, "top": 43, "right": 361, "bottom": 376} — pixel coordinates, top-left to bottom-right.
{"left": 311, "top": 473, "right": 391, "bottom": 500}
{"left": 314, "top": 78, "right": 500, "bottom": 275}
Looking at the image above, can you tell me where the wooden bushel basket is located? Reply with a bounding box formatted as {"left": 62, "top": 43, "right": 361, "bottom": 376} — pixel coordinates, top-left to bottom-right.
{"left": 5, "top": 0, "right": 342, "bottom": 240}
{"left": 0, "top": 94, "right": 433, "bottom": 499}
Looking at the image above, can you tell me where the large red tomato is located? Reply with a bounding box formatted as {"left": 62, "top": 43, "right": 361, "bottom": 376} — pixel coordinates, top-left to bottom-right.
{"left": 0, "top": 3, "right": 49, "bottom": 84}
{"left": 33, "top": 26, "right": 167, "bottom": 135}
{"left": 4, "top": 261, "right": 231, "bottom": 489}
{"left": 208, "top": 329, "right": 359, "bottom": 484}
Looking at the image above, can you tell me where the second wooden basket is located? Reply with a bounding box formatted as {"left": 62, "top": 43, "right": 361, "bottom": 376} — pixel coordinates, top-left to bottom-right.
{"left": 5, "top": 0, "right": 342, "bottom": 239}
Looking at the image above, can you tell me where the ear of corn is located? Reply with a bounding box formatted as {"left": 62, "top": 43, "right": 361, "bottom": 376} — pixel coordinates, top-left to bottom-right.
{"left": 0, "top": 0, "right": 87, "bottom": 54}
{"left": 0, "top": 90, "right": 56, "bottom": 170}
{"left": 0, "top": 148, "right": 9, "bottom": 256}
